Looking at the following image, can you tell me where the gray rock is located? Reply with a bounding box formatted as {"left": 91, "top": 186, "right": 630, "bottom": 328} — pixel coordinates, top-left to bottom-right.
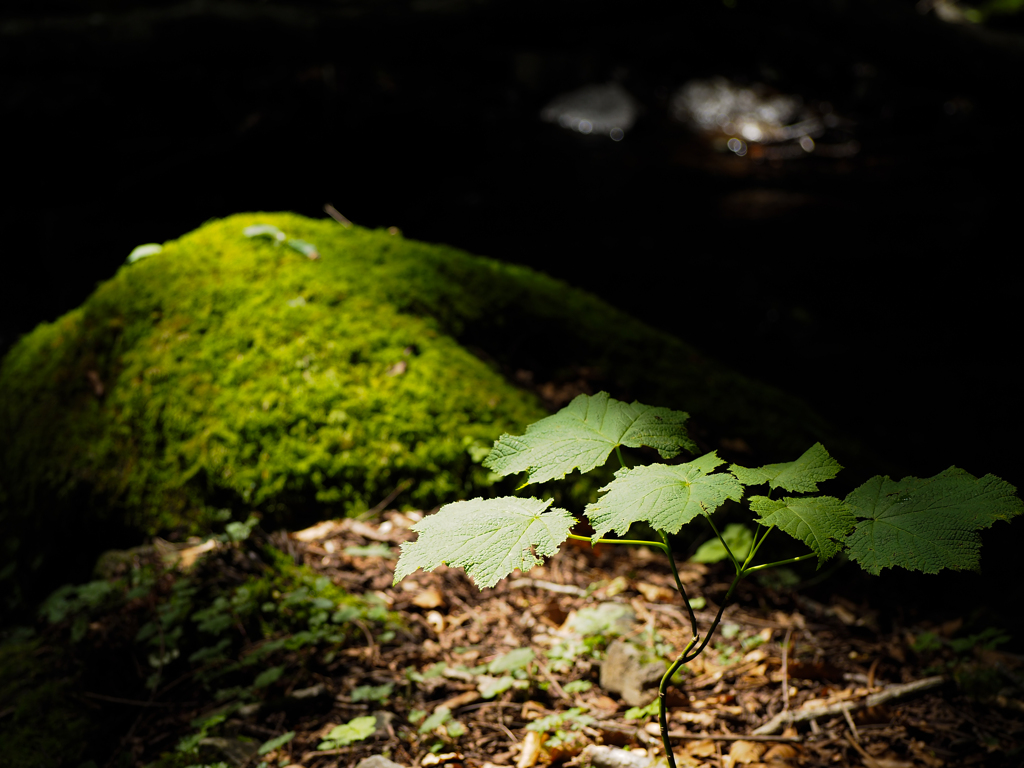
{"left": 600, "top": 639, "right": 667, "bottom": 707}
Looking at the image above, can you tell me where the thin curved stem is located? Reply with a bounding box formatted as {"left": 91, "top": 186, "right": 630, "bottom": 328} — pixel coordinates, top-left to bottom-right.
{"left": 743, "top": 525, "right": 774, "bottom": 570}
{"left": 658, "top": 634, "right": 698, "bottom": 768}
{"left": 615, "top": 445, "right": 627, "bottom": 469}
{"left": 682, "top": 570, "right": 742, "bottom": 663}
{"left": 742, "top": 552, "right": 815, "bottom": 573}
{"left": 566, "top": 532, "right": 668, "bottom": 554}
{"left": 659, "top": 531, "right": 698, "bottom": 638}
{"left": 704, "top": 514, "right": 740, "bottom": 573}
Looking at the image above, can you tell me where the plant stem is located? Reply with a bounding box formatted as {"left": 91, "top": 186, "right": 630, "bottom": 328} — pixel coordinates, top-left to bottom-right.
{"left": 566, "top": 532, "right": 669, "bottom": 554}
{"left": 682, "top": 571, "right": 742, "bottom": 663}
{"left": 704, "top": 514, "right": 740, "bottom": 572}
{"left": 743, "top": 553, "right": 815, "bottom": 573}
{"left": 615, "top": 445, "right": 626, "bottom": 469}
{"left": 743, "top": 525, "right": 774, "bottom": 570}
{"left": 659, "top": 531, "right": 698, "bottom": 638}
{"left": 658, "top": 635, "right": 698, "bottom": 768}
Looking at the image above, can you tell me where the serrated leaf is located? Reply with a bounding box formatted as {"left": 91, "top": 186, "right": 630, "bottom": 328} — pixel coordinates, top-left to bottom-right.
{"left": 730, "top": 443, "right": 842, "bottom": 493}
{"left": 483, "top": 392, "right": 697, "bottom": 485}
{"left": 749, "top": 495, "right": 854, "bottom": 567}
{"left": 843, "top": 468, "right": 1023, "bottom": 575}
{"left": 393, "top": 497, "right": 576, "bottom": 589}
{"left": 585, "top": 452, "right": 743, "bottom": 542}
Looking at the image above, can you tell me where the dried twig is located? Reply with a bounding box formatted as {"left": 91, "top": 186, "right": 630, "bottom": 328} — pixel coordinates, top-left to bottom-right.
{"left": 323, "top": 203, "right": 353, "bottom": 228}
{"left": 752, "top": 675, "right": 947, "bottom": 735}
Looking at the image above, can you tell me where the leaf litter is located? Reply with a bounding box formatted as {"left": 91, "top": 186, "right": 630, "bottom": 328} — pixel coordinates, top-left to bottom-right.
{"left": 47, "top": 510, "right": 1024, "bottom": 768}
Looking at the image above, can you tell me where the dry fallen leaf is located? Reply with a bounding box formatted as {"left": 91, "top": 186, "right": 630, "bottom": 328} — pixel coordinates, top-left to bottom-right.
{"left": 422, "top": 752, "right": 463, "bottom": 766}
{"left": 291, "top": 519, "right": 346, "bottom": 542}
{"left": 688, "top": 739, "right": 717, "bottom": 758}
{"left": 729, "top": 740, "right": 766, "bottom": 764}
{"left": 763, "top": 743, "right": 799, "bottom": 763}
{"left": 516, "top": 731, "right": 544, "bottom": 768}
{"left": 413, "top": 587, "right": 446, "bottom": 608}
{"left": 636, "top": 582, "right": 676, "bottom": 602}
{"left": 175, "top": 539, "right": 217, "bottom": 570}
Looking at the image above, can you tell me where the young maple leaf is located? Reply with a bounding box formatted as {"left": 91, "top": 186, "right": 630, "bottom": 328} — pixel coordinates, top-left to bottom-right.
{"left": 749, "top": 495, "right": 855, "bottom": 567}
{"left": 393, "top": 497, "right": 577, "bottom": 589}
{"left": 730, "top": 443, "right": 842, "bottom": 493}
{"left": 843, "top": 468, "right": 1023, "bottom": 575}
{"left": 483, "top": 391, "right": 697, "bottom": 485}
{"left": 585, "top": 452, "right": 743, "bottom": 542}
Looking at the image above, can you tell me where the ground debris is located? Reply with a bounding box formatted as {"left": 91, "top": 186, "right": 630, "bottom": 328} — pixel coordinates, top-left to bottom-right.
{"left": 76, "top": 509, "right": 1024, "bottom": 768}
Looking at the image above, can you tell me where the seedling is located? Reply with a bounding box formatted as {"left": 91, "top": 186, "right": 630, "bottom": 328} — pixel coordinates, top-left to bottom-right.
{"left": 394, "top": 392, "right": 1022, "bottom": 767}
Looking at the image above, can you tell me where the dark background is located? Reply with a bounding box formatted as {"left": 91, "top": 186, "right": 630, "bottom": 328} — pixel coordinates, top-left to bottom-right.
{"left": 2, "top": 0, "right": 1022, "bottom": 606}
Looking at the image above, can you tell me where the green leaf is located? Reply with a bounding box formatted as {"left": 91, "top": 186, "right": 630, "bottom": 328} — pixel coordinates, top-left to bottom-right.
{"left": 418, "top": 708, "right": 451, "bottom": 734}
{"left": 562, "top": 680, "right": 593, "bottom": 694}
{"left": 321, "top": 716, "right": 377, "bottom": 747}
{"left": 526, "top": 707, "right": 594, "bottom": 732}
{"left": 624, "top": 701, "right": 660, "bottom": 721}
{"left": 483, "top": 392, "right": 697, "bottom": 485}
{"left": 393, "top": 497, "right": 577, "bottom": 589}
{"left": 691, "top": 523, "right": 754, "bottom": 564}
{"left": 488, "top": 648, "right": 534, "bottom": 674}
{"left": 258, "top": 731, "right": 295, "bottom": 755}
{"left": 479, "top": 675, "right": 516, "bottom": 699}
{"left": 730, "top": 443, "right": 842, "bottom": 493}
{"left": 749, "top": 496, "right": 854, "bottom": 567}
{"left": 585, "top": 452, "right": 743, "bottom": 542}
{"left": 351, "top": 683, "right": 393, "bottom": 703}
{"left": 253, "top": 665, "right": 285, "bottom": 689}
{"left": 843, "top": 468, "right": 1023, "bottom": 575}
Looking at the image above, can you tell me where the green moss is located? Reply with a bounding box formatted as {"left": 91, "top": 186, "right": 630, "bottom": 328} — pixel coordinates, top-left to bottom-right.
{"left": 0, "top": 212, "right": 867, "bottom": 608}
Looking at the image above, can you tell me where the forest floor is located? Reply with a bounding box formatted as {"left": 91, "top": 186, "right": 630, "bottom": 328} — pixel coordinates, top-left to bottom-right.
{"left": 53, "top": 509, "right": 1023, "bottom": 768}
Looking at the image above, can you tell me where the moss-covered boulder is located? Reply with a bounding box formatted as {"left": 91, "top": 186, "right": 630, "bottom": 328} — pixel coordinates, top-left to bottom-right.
{"left": 0, "top": 212, "right": 862, "bottom": 611}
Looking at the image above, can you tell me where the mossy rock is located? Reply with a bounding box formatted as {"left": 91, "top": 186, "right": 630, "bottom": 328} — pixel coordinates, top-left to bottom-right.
{"left": 0, "top": 212, "right": 865, "bottom": 611}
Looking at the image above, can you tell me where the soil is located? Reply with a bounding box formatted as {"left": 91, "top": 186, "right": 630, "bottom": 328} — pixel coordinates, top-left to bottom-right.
{"left": 60, "top": 510, "right": 1024, "bottom": 768}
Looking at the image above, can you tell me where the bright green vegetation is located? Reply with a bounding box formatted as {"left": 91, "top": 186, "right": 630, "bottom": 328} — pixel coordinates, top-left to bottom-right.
{"left": 394, "top": 392, "right": 1023, "bottom": 768}
{"left": 0, "top": 211, "right": 860, "bottom": 613}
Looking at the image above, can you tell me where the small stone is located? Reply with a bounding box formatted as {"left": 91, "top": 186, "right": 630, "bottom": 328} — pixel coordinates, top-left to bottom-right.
{"left": 600, "top": 639, "right": 666, "bottom": 707}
